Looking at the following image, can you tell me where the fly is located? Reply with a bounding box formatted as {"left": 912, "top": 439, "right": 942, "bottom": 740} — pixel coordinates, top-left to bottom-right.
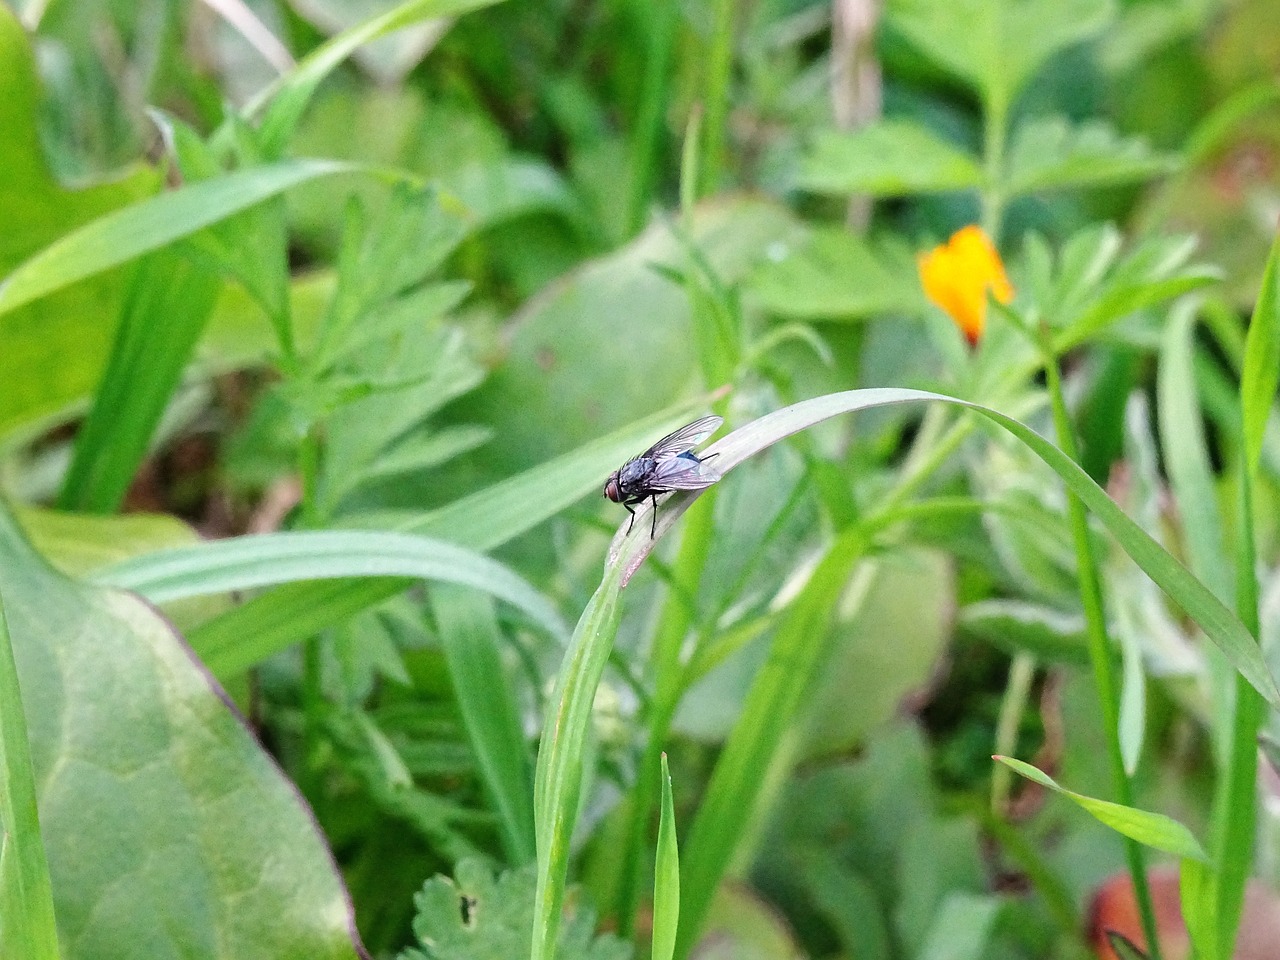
{"left": 603, "top": 415, "right": 724, "bottom": 538}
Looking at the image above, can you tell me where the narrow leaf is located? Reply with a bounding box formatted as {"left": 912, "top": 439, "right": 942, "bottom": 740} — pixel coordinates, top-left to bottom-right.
{"left": 652, "top": 753, "right": 680, "bottom": 960}
{"left": 0, "top": 160, "right": 353, "bottom": 318}
{"left": 1241, "top": 230, "right": 1280, "bottom": 476}
{"left": 994, "top": 756, "right": 1207, "bottom": 861}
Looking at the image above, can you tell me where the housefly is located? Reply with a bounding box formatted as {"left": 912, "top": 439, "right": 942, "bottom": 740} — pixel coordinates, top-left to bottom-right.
{"left": 603, "top": 415, "right": 724, "bottom": 538}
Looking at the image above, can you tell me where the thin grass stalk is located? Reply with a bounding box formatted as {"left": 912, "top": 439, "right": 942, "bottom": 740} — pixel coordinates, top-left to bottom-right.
{"left": 1040, "top": 330, "right": 1163, "bottom": 960}
{"left": 1212, "top": 471, "right": 1262, "bottom": 960}
{"left": 625, "top": 0, "right": 680, "bottom": 234}
{"left": 0, "top": 590, "right": 61, "bottom": 960}
{"left": 699, "top": 0, "right": 735, "bottom": 197}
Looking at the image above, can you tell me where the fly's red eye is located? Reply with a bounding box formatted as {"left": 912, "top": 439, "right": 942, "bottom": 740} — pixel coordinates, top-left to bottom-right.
{"left": 604, "top": 477, "right": 619, "bottom": 501}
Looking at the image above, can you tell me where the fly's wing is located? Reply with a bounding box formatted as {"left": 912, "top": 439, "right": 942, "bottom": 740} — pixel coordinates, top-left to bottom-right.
{"left": 642, "top": 415, "right": 723, "bottom": 461}
{"left": 647, "top": 453, "right": 722, "bottom": 491}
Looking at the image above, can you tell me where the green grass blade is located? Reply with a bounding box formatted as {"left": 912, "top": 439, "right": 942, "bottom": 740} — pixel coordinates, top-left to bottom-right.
{"left": 0, "top": 589, "right": 60, "bottom": 960}
{"left": 249, "top": 0, "right": 507, "bottom": 156}
{"left": 0, "top": 160, "right": 354, "bottom": 318}
{"left": 58, "top": 251, "right": 221, "bottom": 513}
{"left": 1241, "top": 231, "right": 1280, "bottom": 477}
{"left": 431, "top": 585, "right": 536, "bottom": 864}
{"left": 995, "top": 756, "right": 1207, "bottom": 862}
{"left": 614, "top": 388, "right": 1279, "bottom": 706}
{"left": 531, "top": 566, "right": 624, "bottom": 960}
{"left": 676, "top": 529, "right": 866, "bottom": 957}
{"left": 93, "top": 529, "right": 565, "bottom": 641}
{"left": 652, "top": 753, "right": 681, "bottom": 960}
{"left": 188, "top": 402, "right": 701, "bottom": 677}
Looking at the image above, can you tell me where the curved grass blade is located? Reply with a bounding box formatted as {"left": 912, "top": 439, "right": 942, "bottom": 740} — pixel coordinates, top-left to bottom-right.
{"left": 0, "top": 160, "right": 355, "bottom": 318}
{"left": 1241, "top": 231, "right": 1280, "bottom": 477}
{"left": 94, "top": 529, "right": 565, "bottom": 643}
{"left": 608, "top": 387, "right": 1279, "bottom": 706}
{"left": 995, "top": 756, "right": 1207, "bottom": 861}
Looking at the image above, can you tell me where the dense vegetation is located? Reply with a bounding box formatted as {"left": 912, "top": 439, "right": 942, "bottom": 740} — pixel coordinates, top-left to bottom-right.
{"left": 2, "top": 1, "right": 1279, "bottom": 959}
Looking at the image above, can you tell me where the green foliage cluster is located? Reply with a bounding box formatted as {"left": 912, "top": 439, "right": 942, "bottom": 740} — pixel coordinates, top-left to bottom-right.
{"left": 2, "top": 0, "right": 1280, "bottom": 959}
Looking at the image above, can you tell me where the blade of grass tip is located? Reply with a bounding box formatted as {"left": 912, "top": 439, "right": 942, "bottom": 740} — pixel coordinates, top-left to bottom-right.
{"left": 994, "top": 757, "right": 1207, "bottom": 862}
{"left": 431, "top": 585, "right": 536, "bottom": 864}
{"left": 0, "top": 160, "right": 354, "bottom": 318}
{"left": 652, "top": 753, "right": 681, "bottom": 960}
{"left": 531, "top": 565, "right": 624, "bottom": 960}
{"left": 0, "top": 590, "right": 61, "bottom": 960}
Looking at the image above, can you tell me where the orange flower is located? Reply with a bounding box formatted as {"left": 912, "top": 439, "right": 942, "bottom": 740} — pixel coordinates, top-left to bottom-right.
{"left": 917, "top": 226, "right": 1013, "bottom": 346}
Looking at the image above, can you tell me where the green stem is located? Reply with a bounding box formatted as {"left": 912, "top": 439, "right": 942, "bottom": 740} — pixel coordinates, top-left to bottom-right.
{"left": 699, "top": 0, "right": 735, "bottom": 197}
{"left": 991, "top": 651, "right": 1036, "bottom": 813}
{"left": 981, "top": 86, "right": 1009, "bottom": 241}
{"left": 976, "top": 802, "right": 1082, "bottom": 943}
{"left": 1212, "top": 464, "right": 1262, "bottom": 960}
{"left": 1040, "top": 327, "right": 1162, "bottom": 960}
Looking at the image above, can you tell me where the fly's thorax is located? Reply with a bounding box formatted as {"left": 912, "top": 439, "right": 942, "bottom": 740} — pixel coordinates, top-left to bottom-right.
{"left": 618, "top": 457, "right": 657, "bottom": 493}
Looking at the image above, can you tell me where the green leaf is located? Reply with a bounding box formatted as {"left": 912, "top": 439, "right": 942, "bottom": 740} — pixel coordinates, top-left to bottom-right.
{"left": 886, "top": 0, "right": 1114, "bottom": 109}
{"left": 652, "top": 753, "right": 680, "bottom": 960}
{"left": 677, "top": 530, "right": 867, "bottom": 956}
{"left": 250, "top": 0, "right": 509, "bottom": 158}
{"left": 1006, "top": 117, "right": 1175, "bottom": 195}
{"left": 799, "top": 122, "right": 983, "bottom": 197}
{"left": 431, "top": 586, "right": 536, "bottom": 864}
{"left": 1241, "top": 230, "right": 1280, "bottom": 477}
{"left": 748, "top": 228, "right": 924, "bottom": 320}
{"left": 0, "top": 4, "right": 160, "bottom": 442}
{"left": 0, "top": 587, "right": 60, "bottom": 960}
{"left": 917, "top": 893, "right": 1001, "bottom": 960}
{"left": 400, "top": 859, "right": 628, "bottom": 960}
{"left": 0, "top": 504, "right": 363, "bottom": 960}
{"left": 58, "top": 250, "right": 222, "bottom": 513}
{"left": 94, "top": 529, "right": 566, "bottom": 641}
{"left": 959, "top": 599, "right": 1089, "bottom": 664}
{"left": 994, "top": 756, "right": 1207, "bottom": 860}
{"left": 1180, "top": 856, "right": 1218, "bottom": 960}
{"left": 14, "top": 506, "right": 199, "bottom": 579}
{"left": 531, "top": 567, "right": 625, "bottom": 960}
{"left": 1105, "top": 932, "right": 1151, "bottom": 960}
{"left": 188, "top": 401, "right": 704, "bottom": 677}
{"left": 0, "top": 159, "right": 354, "bottom": 319}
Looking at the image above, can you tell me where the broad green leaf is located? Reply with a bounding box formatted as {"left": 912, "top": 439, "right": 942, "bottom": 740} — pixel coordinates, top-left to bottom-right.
{"left": 959, "top": 599, "right": 1089, "bottom": 664}
{"left": 1180, "top": 856, "right": 1218, "bottom": 960}
{"left": 431, "top": 586, "right": 536, "bottom": 864}
{"left": 0, "top": 159, "right": 355, "bottom": 319}
{"left": 606, "top": 387, "right": 1279, "bottom": 718}
{"left": 799, "top": 122, "right": 983, "bottom": 197}
{"left": 94, "top": 529, "right": 566, "bottom": 641}
{"left": 1006, "top": 117, "right": 1175, "bottom": 195}
{"left": 0, "top": 504, "right": 363, "bottom": 960}
{"left": 0, "top": 4, "right": 159, "bottom": 442}
{"left": 401, "top": 859, "right": 628, "bottom": 960}
{"left": 886, "top": 0, "right": 1113, "bottom": 109}
{"left": 188, "top": 401, "right": 704, "bottom": 677}
{"left": 1241, "top": 230, "right": 1280, "bottom": 476}
{"left": 652, "top": 753, "right": 681, "bottom": 960}
{"left": 250, "top": 0, "right": 508, "bottom": 157}
{"left": 995, "top": 756, "right": 1207, "bottom": 860}
{"left": 14, "top": 506, "right": 199, "bottom": 578}
{"left": 748, "top": 228, "right": 924, "bottom": 320}
{"left": 0, "top": 587, "right": 60, "bottom": 960}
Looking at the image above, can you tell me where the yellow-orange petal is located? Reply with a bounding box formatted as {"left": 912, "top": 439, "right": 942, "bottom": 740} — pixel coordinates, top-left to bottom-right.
{"left": 917, "top": 225, "right": 1013, "bottom": 346}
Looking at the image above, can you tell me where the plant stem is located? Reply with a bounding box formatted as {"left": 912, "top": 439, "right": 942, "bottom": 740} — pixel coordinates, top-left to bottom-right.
{"left": 626, "top": 0, "right": 680, "bottom": 234}
{"left": 981, "top": 84, "right": 1009, "bottom": 242}
{"left": 700, "top": 0, "right": 735, "bottom": 197}
{"left": 1040, "top": 328, "right": 1162, "bottom": 960}
{"left": 1213, "top": 463, "right": 1262, "bottom": 960}
{"left": 991, "top": 651, "right": 1036, "bottom": 813}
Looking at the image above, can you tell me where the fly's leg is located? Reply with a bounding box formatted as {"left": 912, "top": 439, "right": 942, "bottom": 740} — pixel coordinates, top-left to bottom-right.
{"left": 623, "top": 502, "right": 636, "bottom": 535}
{"left": 650, "top": 493, "right": 659, "bottom": 538}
